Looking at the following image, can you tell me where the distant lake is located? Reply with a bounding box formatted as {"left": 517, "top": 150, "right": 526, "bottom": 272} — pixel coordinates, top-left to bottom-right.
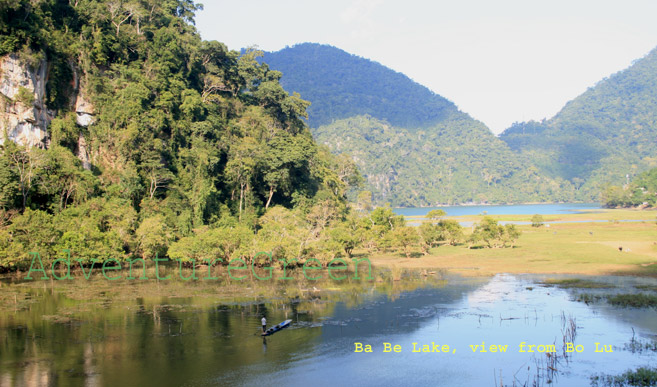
{"left": 394, "top": 203, "right": 601, "bottom": 217}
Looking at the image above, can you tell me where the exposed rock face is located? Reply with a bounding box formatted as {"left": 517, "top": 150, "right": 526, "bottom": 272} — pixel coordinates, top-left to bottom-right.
{"left": 0, "top": 54, "right": 53, "bottom": 148}
{"left": 76, "top": 131, "right": 91, "bottom": 170}
{"left": 75, "top": 93, "right": 95, "bottom": 127}
{"left": 70, "top": 62, "right": 95, "bottom": 128}
{"left": 0, "top": 53, "right": 95, "bottom": 169}
{"left": 70, "top": 65, "right": 94, "bottom": 170}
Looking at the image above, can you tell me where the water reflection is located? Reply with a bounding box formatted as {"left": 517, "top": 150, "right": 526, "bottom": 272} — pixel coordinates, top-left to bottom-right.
{"left": 0, "top": 274, "right": 655, "bottom": 386}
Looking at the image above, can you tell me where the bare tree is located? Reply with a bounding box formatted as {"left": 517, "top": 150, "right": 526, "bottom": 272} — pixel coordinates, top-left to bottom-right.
{"left": 6, "top": 146, "right": 45, "bottom": 210}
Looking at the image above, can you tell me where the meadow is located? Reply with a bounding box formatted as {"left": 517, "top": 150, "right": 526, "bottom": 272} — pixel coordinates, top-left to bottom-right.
{"left": 372, "top": 209, "right": 657, "bottom": 277}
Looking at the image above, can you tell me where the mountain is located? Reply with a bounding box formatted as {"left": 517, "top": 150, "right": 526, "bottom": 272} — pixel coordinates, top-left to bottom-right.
{"left": 263, "top": 43, "right": 575, "bottom": 206}
{"left": 261, "top": 43, "right": 458, "bottom": 129}
{"left": 313, "top": 115, "right": 574, "bottom": 206}
{"left": 500, "top": 47, "right": 657, "bottom": 197}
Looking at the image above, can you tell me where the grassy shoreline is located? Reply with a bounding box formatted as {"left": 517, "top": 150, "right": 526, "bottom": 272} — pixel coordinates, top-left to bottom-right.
{"left": 404, "top": 208, "right": 657, "bottom": 223}
{"left": 2, "top": 209, "right": 655, "bottom": 287}
{"left": 371, "top": 209, "right": 657, "bottom": 277}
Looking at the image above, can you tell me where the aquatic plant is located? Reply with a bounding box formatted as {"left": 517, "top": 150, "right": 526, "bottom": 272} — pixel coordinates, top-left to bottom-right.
{"left": 590, "top": 367, "right": 657, "bottom": 386}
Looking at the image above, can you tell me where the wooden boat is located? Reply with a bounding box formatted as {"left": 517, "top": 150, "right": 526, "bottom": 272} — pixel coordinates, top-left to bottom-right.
{"left": 261, "top": 319, "right": 292, "bottom": 336}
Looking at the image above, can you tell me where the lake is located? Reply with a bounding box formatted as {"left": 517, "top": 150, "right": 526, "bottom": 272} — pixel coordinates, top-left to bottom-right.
{"left": 1, "top": 273, "right": 656, "bottom": 386}
{"left": 393, "top": 203, "right": 601, "bottom": 217}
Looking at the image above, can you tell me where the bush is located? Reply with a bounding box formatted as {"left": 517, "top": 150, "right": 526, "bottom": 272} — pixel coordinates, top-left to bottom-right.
{"left": 469, "top": 216, "right": 520, "bottom": 248}
{"left": 531, "top": 214, "right": 544, "bottom": 227}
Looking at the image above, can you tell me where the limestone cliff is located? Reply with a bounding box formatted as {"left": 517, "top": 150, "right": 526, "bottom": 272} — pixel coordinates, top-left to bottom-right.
{"left": 0, "top": 54, "right": 52, "bottom": 148}
{"left": 0, "top": 53, "right": 95, "bottom": 169}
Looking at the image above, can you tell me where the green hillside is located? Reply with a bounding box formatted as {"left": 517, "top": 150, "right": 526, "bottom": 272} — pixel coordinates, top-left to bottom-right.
{"left": 314, "top": 115, "right": 575, "bottom": 206}
{"left": 264, "top": 43, "right": 576, "bottom": 206}
{"left": 500, "top": 47, "right": 657, "bottom": 197}
{"left": 261, "top": 43, "right": 459, "bottom": 129}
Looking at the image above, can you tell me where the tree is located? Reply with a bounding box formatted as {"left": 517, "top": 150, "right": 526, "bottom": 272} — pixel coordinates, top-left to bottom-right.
{"left": 470, "top": 217, "right": 504, "bottom": 248}
{"left": 0, "top": 148, "right": 20, "bottom": 210}
{"left": 418, "top": 222, "right": 442, "bottom": 254}
{"left": 3, "top": 142, "right": 45, "bottom": 210}
{"left": 329, "top": 224, "right": 359, "bottom": 258}
{"left": 390, "top": 226, "right": 419, "bottom": 258}
{"left": 255, "top": 206, "right": 305, "bottom": 261}
{"left": 39, "top": 146, "right": 97, "bottom": 211}
{"left": 356, "top": 191, "right": 373, "bottom": 213}
{"left": 426, "top": 209, "right": 446, "bottom": 221}
{"left": 369, "top": 205, "right": 405, "bottom": 231}
{"left": 136, "top": 215, "right": 170, "bottom": 259}
{"left": 437, "top": 219, "right": 463, "bottom": 246}
{"left": 531, "top": 214, "right": 544, "bottom": 227}
{"left": 469, "top": 217, "right": 520, "bottom": 248}
{"left": 0, "top": 209, "right": 59, "bottom": 269}
{"left": 225, "top": 137, "right": 259, "bottom": 221}
{"left": 502, "top": 224, "right": 521, "bottom": 247}
{"left": 141, "top": 148, "right": 174, "bottom": 200}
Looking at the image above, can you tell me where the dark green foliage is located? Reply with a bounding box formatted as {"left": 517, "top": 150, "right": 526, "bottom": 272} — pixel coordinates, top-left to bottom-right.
{"left": 314, "top": 115, "right": 576, "bottom": 206}
{"left": 500, "top": 47, "right": 657, "bottom": 198}
{"left": 606, "top": 293, "right": 657, "bottom": 309}
{"left": 262, "top": 44, "right": 585, "bottom": 206}
{"left": 261, "top": 43, "right": 459, "bottom": 129}
{"left": 0, "top": 0, "right": 357, "bottom": 271}
{"left": 590, "top": 367, "right": 657, "bottom": 387}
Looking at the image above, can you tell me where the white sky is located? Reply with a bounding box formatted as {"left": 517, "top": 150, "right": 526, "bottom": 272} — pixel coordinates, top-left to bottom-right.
{"left": 195, "top": 0, "right": 657, "bottom": 134}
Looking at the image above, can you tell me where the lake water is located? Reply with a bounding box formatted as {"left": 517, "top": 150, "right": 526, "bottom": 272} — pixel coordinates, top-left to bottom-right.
{"left": 394, "top": 203, "right": 601, "bottom": 217}
{"left": 1, "top": 274, "right": 656, "bottom": 386}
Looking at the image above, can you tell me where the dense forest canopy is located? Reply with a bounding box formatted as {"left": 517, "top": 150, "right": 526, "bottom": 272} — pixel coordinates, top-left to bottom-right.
{"left": 500, "top": 47, "right": 657, "bottom": 196}
{"left": 602, "top": 167, "right": 657, "bottom": 208}
{"left": 0, "top": 0, "right": 365, "bottom": 270}
{"left": 1, "top": 0, "right": 487, "bottom": 273}
{"left": 261, "top": 43, "right": 460, "bottom": 129}
{"left": 265, "top": 43, "right": 657, "bottom": 206}
{"left": 314, "top": 115, "right": 576, "bottom": 206}
{"left": 263, "top": 44, "right": 579, "bottom": 206}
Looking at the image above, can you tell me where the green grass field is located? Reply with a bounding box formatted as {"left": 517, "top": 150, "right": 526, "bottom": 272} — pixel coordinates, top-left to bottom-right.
{"left": 372, "top": 210, "right": 657, "bottom": 277}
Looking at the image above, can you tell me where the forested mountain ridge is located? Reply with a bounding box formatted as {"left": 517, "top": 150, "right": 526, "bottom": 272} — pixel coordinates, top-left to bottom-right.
{"left": 266, "top": 43, "right": 657, "bottom": 205}
{"left": 314, "top": 115, "right": 576, "bottom": 206}
{"left": 264, "top": 43, "right": 577, "bottom": 205}
{"left": 500, "top": 47, "right": 657, "bottom": 196}
{"left": 261, "top": 43, "right": 461, "bottom": 129}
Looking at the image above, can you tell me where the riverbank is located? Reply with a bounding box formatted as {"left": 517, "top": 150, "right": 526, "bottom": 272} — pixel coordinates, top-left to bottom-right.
{"left": 372, "top": 210, "right": 657, "bottom": 277}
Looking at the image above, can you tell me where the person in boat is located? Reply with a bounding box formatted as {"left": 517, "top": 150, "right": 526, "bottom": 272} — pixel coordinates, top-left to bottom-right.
{"left": 261, "top": 316, "right": 267, "bottom": 333}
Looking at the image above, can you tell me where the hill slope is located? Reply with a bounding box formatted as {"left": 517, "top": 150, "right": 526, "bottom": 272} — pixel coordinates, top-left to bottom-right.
{"left": 314, "top": 115, "right": 575, "bottom": 206}
{"left": 262, "top": 43, "right": 459, "bottom": 129}
{"left": 0, "top": 1, "right": 359, "bottom": 270}
{"left": 500, "top": 47, "right": 657, "bottom": 196}
{"left": 264, "top": 43, "right": 575, "bottom": 205}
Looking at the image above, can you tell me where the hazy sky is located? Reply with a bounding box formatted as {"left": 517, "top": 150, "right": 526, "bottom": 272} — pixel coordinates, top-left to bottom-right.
{"left": 195, "top": 0, "right": 657, "bottom": 134}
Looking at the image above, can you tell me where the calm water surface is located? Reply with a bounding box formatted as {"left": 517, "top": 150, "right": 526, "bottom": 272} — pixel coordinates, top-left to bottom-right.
{"left": 394, "top": 203, "right": 601, "bottom": 217}
{"left": 1, "top": 274, "right": 656, "bottom": 386}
